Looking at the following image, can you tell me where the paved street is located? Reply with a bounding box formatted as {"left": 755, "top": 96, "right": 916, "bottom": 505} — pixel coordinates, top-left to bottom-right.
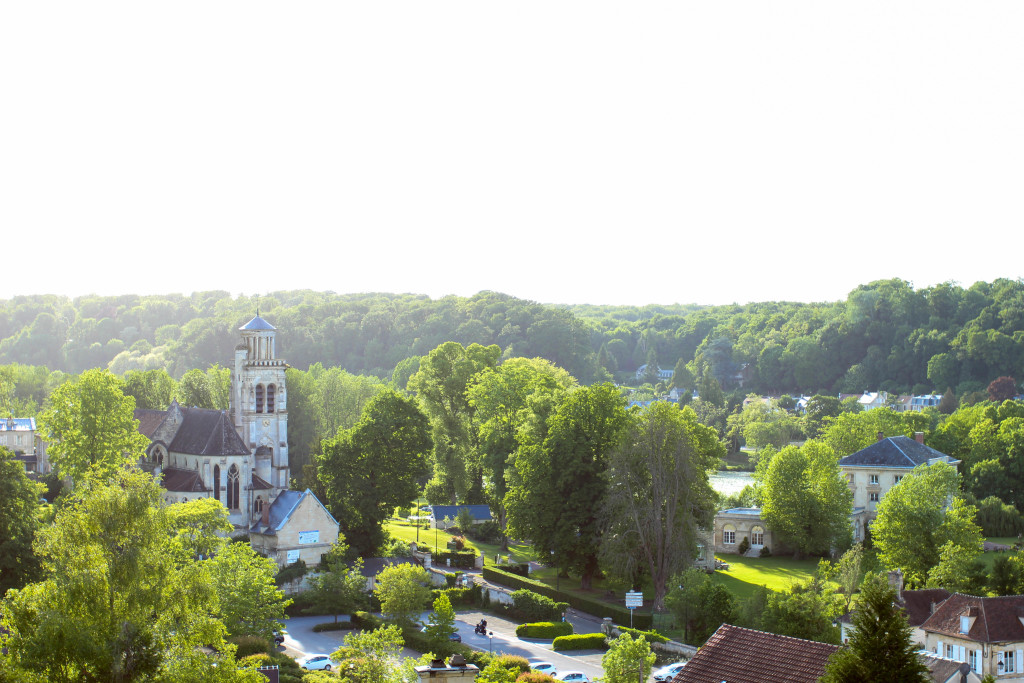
{"left": 280, "top": 611, "right": 605, "bottom": 679}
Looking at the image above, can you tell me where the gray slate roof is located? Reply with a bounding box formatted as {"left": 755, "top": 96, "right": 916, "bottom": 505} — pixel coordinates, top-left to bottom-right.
{"left": 838, "top": 436, "right": 956, "bottom": 469}
{"left": 240, "top": 315, "right": 276, "bottom": 331}
{"left": 430, "top": 505, "right": 492, "bottom": 522}
{"left": 249, "top": 489, "right": 339, "bottom": 535}
{"left": 168, "top": 409, "right": 250, "bottom": 456}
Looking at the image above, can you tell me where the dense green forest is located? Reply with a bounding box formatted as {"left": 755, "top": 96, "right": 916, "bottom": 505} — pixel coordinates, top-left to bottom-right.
{"left": 1, "top": 278, "right": 1022, "bottom": 402}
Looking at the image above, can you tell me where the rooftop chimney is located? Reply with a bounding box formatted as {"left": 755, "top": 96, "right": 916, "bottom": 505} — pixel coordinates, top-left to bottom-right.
{"left": 877, "top": 431, "right": 885, "bottom": 442}
{"left": 262, "top": 501, "right": 270, "bottom": 527}
{"left": 915, "top": 432, "right": 925, "bottom": 444}
{"left": 415, "top": 655, "right": 479, "bottom": 683}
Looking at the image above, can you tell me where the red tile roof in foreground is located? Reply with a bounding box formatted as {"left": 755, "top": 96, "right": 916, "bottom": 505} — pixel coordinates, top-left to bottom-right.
{"left": 672, "top": 624, "right": 838, "bottom": 683}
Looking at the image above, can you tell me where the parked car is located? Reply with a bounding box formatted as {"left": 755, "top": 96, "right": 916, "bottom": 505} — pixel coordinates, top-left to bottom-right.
{"left": 531, "top": 662, "right": 557, "bottom": 677}
{"left": 652, "top": 662, "right": 686, "bottom": 682}
{"left": 272, "top": 629, "right": 285, "bottom": 645}
{"left": 556, "top": 672, "right": 590, "bottom": 683}
{"left": 420, "top": 625, "right": 462, "bottom": 642}
{"left": 298, "top": 654, "right": 338, "bottom": 671}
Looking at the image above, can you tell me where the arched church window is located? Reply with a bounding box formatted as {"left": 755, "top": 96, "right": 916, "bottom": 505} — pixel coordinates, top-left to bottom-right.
{"left": 267, "top": 384, "right": 275, "bottom": 413}
{"left": 255, "top": 497, "right": 264, "bottom": 514}
{"left": 255, "top": 385, "right": 264, "bottom": 414}
{"left": 227, "top": 464, "right": 240, "bottom": 510}
{"left": 214, "top": 465, "right": 221, "bottom": 503}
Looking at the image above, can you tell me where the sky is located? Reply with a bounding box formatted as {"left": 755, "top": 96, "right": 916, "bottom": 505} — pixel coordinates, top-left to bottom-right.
{"left": 2, "top": 2, "right": 1022, "bottom": 307}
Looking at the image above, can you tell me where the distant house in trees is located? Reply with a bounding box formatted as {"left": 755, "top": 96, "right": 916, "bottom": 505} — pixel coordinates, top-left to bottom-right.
{"left": 249, "top": 488, "right": 339, "bottom": 568}
{"left": 713, "top": 507, "right": 791, "bottom": 557}
{"left": 838, "top": 433, "right": 959, "bottom": 538}
{"left": 1, "top": 417, "right": 48, "bottom": 474}
{"left": 429, "top": 505, "right": 492, "bottom": 529}
{"left": 634, "top": 364, "right": 673, "bottom": 382}
{"left": 858, "top": 391, "right": 890, "bottom": 410}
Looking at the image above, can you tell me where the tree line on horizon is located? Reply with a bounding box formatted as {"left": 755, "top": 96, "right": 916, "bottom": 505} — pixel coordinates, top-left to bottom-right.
{"left": 0, "top": 277, "right": 1022, "bottom": 400}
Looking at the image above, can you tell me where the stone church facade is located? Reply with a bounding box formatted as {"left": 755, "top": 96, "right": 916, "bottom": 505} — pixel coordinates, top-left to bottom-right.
{"left": 137, "top": 314, "right": 291, "bottom": 528}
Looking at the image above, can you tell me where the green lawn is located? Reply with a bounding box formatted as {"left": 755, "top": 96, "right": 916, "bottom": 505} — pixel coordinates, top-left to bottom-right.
{"left": 384, "top": 519, "right": 540, "bottom": 566}
{"left": 710, "top": 554, "right": 820, "bottom": 601}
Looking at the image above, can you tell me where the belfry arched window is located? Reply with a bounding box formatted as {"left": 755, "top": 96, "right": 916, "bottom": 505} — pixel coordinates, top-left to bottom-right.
{"left": 213, "top": 465, "right": 221, "bottom": 503}
{"left": 255, "top": 497, "right": 264, "bottom": 515}
{"left": 227, "top": 464, "right": 240, "bottom": 510}
{"left": 266, "top": 384, "right": 275, "bottom": 413}
{"left": 255, "top": 384, "right": 264, "bottom": 413}
{"left": 751, "top": 526, "right": 765, "bottom": 546}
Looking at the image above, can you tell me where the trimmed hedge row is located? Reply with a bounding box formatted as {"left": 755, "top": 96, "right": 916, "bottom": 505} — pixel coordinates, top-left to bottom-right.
{"left": 616, "top": 626, "right": 668, "bottom": 644}
{"left": 482, "top": 566, "right": 653, "bottom": 629}
{"left": 511, "top": 589, "right": 567, "bottom": 622}
{"left": 552, "top": 633, "right": 608, "bottom": 651}
{"left": 431, "top": 585, "right": 483, "bottom": 607}
{"left": 312, "top": 621, "right": 354, "bottom": 632}
{"left": 515, "top": 622, "right": 574, "bottom": 639}
{"left": 433, "top": 550, "right": 478, "bottom": 569}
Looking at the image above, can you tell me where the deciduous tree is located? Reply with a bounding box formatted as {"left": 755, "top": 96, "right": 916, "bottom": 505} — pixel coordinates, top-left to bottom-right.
{"left": 601, "top": 403, "right": 721, "bottom": 610}
{"left": 38, "top": 369, "right": 148, "bottom": 485}
{"left": 373, "top": 564, "right": 432, "bottom": 625}
{"left": 424, "top": 593, "right": 458, "bottom": 644}
{"left": 0, "top": 447, "right": 44, "bottom": 594}
{"left": 601, "top": 633, "right": 657, "bottom": 683}
{"left": 206, "top": 541, "right": 291, "bottom": 640}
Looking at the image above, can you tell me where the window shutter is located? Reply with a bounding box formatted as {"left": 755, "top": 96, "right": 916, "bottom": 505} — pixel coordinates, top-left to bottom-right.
{"left": 1017, "top": 649, "right": 1022, "bottom": 672}
{"left": 998, "top": 651, "right": 1005, "bottom": 670}
{"left": 959, "top": 645, "right": 966, "bottom": 662}
{"left": 936, "top": 640, "right": 942, "bottom": 655}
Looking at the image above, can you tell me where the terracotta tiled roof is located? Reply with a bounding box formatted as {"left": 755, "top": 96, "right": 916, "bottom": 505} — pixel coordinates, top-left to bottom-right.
{"left": 921, "top": 593, "right": 1024, "bottom": 644}
{"left": 134, "top": 409, "right": 169, "bottom": 438}
{"left": 672, "top": 624, "right": 838, "bottom": 683}
{"left": 920, "top": 653, "right": 973, "bottom": 683}
{"left": 168, "top": 408, "right": 250, "bottom": 456}
{"left": 902, "top": 589, "right": 952, "bottom": 627}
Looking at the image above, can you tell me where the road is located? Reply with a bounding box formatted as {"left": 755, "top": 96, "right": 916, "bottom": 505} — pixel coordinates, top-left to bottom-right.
{"left": 281, "top": 611, "right": 605, "bottom": 680}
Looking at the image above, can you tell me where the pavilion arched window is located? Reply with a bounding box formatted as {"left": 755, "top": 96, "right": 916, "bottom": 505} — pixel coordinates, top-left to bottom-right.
{"left": 751, "top": 526, "right": 765, "bottom": 546}
{"left": 227, "top": 464, "right": 240, "bottom": 510}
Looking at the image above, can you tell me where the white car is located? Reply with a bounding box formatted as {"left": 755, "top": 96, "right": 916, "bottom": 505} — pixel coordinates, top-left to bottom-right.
{"left": 556, "top": 672, "right": 591, "bottom": 683}
{"left": 531, "top": 662, "right": 557, "bottom": 677}
{"left": 652, "top": 662, "right": 686, "bottom": 681}
{"left": 298, "top": 654, "right": 338, "bottom": 671}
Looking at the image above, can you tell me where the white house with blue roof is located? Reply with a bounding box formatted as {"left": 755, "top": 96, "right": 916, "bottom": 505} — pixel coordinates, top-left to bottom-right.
{"left": 249, "top": 488, "right": 340, "bottom": 567}
{"left": 429, "top": 504, "right": 492, "bottom": 530}
{"left": 0, "top": 416, "right": 48, "bottom": 473}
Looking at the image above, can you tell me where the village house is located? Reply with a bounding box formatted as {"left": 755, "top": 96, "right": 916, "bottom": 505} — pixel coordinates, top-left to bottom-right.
{"left": 248, "top": 488, "right": 340, "bottom": 568}
{"left": 1, "top": 416, "right": 48, "bottom": 474}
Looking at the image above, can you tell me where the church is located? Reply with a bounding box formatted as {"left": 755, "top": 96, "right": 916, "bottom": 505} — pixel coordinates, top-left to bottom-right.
{"left": 136, "top": 313, "right": 292, "bottom": 528}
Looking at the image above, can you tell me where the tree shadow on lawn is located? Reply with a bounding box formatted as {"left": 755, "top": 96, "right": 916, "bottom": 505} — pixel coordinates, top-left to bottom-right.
{"left": 710, "top": 556, "right": 819, "bottom": 600}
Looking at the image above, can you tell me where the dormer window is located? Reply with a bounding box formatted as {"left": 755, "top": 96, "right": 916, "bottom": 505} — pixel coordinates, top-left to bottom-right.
{"left": 960, "top": 615, "right": 970, "bottom": 634}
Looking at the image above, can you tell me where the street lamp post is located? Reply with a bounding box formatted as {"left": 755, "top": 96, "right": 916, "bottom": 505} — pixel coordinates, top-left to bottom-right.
{"left": 487, "top": 631, "right": 494, "bottom": 654}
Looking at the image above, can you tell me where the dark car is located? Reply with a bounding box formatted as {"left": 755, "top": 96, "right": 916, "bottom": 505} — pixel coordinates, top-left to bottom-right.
{"left": 273, "top": 629, "right": 285, "bottom": 645}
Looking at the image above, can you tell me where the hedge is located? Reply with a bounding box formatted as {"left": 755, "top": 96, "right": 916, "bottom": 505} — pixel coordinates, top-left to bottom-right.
{"left": 482, "top": 566, "right": 653, "bottom": 629}
{"left": 351, "top": 611, "right": 384, "bottom": 630}
{"left": 312, "top": 621, "right": 355, "bottom": 632}
{"left": 615, "top": 626, "right": 668, "bottom": 644}
{"left": 515, "top": 622, "right": 574, "bottom": 639}
{"left": 431, "top": 585, "right": 482, "bottom": 608}
{"left": 433, "top": 550, "right": 478, "bottom": 569}
{"left": 552, "top": 633, "right": 607, "bottom": 651}
{"left": 511, "top": 590, "right": 568, "bottom": 622}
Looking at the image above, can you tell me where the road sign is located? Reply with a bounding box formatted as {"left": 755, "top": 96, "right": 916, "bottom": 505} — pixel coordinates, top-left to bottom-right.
{"left": 624, "top": 590, "right": 643, "bottom": 608}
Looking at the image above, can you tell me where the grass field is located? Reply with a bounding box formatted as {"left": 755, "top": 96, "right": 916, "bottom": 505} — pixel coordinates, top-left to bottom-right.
{"left": 710, "top": 554, "right": 820, "bottom": 600}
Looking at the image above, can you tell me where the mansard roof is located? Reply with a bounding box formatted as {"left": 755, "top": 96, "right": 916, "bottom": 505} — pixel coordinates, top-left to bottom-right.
{"left": 240, "top": 315, "right": 275, "bottom": 331}
{"left": 161, "top": 467, "right": 208, "bottom": 492}
{"left": 838, "top": 436, "right": 955, "bottom": 469}
{"left": 169, "top": 408, "right": 250, "bottom": 456}
{"left": 673, "top": 624, "right": 838, "bottom": 683}
{"left": 921, "top": 593, "right": 1024, "bottom": 644}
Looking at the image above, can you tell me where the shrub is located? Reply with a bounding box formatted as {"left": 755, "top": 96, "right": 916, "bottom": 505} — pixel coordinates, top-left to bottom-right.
{"left": 511, "top": 589, "right": 568, "bottom": 622}
{"left": 759, "top": 545, "right": 772, "bottom": 557}
{"left": 240, "top": 653, "right": 273, "bottom": 666}
{"left": 617, "top": 626, "right": 668, "bottom": 644}
{"left": 505, "top": 562, "right": 530, "bottom": 578}
{"left": 351, "top": 611, "right": 384, "bottom": 631}
{"left": 462, "top": 649, "right": 494, "bottom": 669}
{"left": 517, "top": 674, "right": 557, "bottom": 683}
{"left": 515, "top": 622, "right": 574, "bottom": 639}
{"left": 433, "top": 550, "right": 478, "bottom": 569}
{"left": 312, "top": 621, "right": 354, "bottom": 632}
{"left": 445, "top": 572, "right": 459, "bottom": 587}
{"left": 466, "top": 520, "right": 502, "bottom": 543}
{"left": 482, "top": 566, "right": 653, "bottom": 629}
{"left": 275, "top": 559, "right": 308, "bottom": 586}
{"left": 230, "top": 635, "right": 272, "bottom": 658}
{"left": 431, "top": 586, "right": 480, "bottom": 608}
{"left": 738, "top": 536, "right": 750, "bottom": 555}
{"left": 552, "top": 633, "right": 607, "bottom": 651}
{"left": 395, "top": 506, "right": 411, "bottom": 518}
{"left": 451, "top": 535, "right": 466, "bottom": 551}
{"left": 494, "top": 655, "right": 531, "bottom": 674}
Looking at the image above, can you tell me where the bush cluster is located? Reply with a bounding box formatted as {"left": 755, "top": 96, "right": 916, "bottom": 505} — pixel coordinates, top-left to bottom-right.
{"left": 511, "top": 589, "right": 568, "bottom": 622}
{"left": 465, "top": 520, "right": 502, "bottom": 543}
{"left": 482, "top": 566, "right": 653, "bottom": 629}
{"left": 230, "top": 635, "right": 272, "bottom": 658}
{"left": 239, "top": 651, "right": 304, "bottom": 681}
{"left": 430, "top": 585, "right": 483, "bottom": 607}
{"left": 505, "top": 562, "right": 530, "bottom": 577}
{"left": 312, "top": 621, "right": 354, "bottom": 632}
{"left": 551, "top": 633, "right": 607, "bottom": 651}
{"left": 616, "top": 625, "right": 668, "bottom": 644}
{"left": 275, "top": 559, "right": 307, "bottom": 586}
{"left": 515, "top": 621, "right": 574, "bottom": 639}
{"left": 433, "top": 550, "right": 478, "bottom": 569}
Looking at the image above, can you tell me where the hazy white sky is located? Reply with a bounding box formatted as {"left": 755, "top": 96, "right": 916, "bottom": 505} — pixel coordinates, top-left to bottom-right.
{"left": 2, "top": 2, "right": 1021, "bottom": 307}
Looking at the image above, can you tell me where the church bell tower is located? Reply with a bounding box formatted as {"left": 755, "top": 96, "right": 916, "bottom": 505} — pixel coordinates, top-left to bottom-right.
{"left": 232, "top": 313, "right": 290, "bottom": 493}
